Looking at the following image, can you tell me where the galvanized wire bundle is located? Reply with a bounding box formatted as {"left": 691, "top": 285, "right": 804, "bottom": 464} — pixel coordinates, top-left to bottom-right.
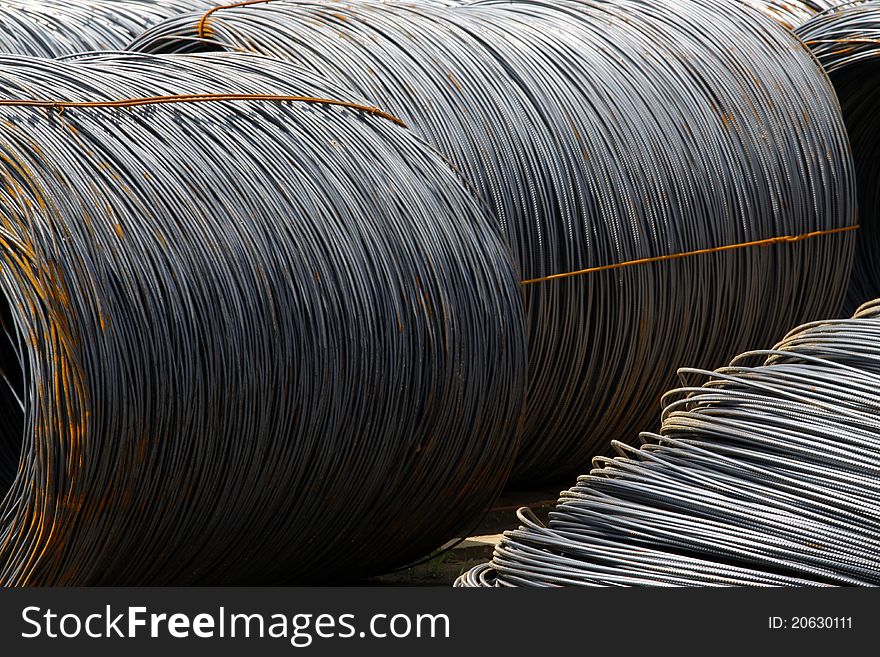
{"left": 797, "top": 3, "right": 880, "bottom": 311}
{"left": 132, "top": 0, "right": 856, "bottom": 485}
{"left": 0, "top": 0, "right": 212, "bottom": 57}
{"left": 457, "top": 300, "right": 880, "bottom": 587}
{"left": 0, "top": 51, "right": 526, "bottom": 585}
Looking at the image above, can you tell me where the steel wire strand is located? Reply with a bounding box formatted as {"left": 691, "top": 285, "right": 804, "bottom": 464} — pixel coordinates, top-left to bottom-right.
{"left": 0, "top": 51, "right": 526, "bottom": 585}
{"left": 457, "top": 300, "right": 880, "bottom": 587}
{"left": 130, "top": 0, "right": 857, "bottom": 485}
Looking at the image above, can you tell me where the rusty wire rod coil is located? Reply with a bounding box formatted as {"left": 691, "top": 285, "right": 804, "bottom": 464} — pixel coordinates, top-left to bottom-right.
{"left": 734, "top": 0, "right": 832, "bottom": 29}
{"left": 797, "top": 2, "right": 880, "bottom": 311}
{"left": 0, "top": 0, "right": 214, "bottom": 57}
{"left": 0, "top": 51, "right": 526, "bottom": 585}
{"left": 457, "top": 299, "right": 880, "bottom": 587}
{"left": 131, "top": 0, "right": 856, "bottom": 485}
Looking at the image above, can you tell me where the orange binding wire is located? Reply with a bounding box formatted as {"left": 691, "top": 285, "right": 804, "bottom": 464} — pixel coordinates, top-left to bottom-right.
{"left": 0, "top": 93, "right": 407, "bottom": 127}
{"left": 520, "top": 224, "right": 859, "bottom": 286}
{"left": 198, "top": 0, "right": 277, "bottom": 38}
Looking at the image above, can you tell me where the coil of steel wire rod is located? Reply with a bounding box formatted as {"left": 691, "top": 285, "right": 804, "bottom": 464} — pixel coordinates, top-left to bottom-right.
{"left": 131, "top": 0, "right": 857, "bottom": 485}
{"left": 457, "top": 299, "right": 880, "bottom": 587}
{"left": 736, "top": 0, "right": 831, "bottom": 29}
{"left": 797, "top": 3, "right": 880, "bottom": 311}
{"left": 0, "top": 0, "right": 212, "bottom": 57}
{"left": 0, "top": 51, "right": 526, "bottom": 585}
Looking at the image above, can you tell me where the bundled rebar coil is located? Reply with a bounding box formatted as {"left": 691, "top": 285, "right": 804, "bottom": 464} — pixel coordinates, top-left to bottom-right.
{"left": 797, "top": 2, "right": 880, "bottom": 311}
{"left": 457, "top": 299, "right": 880, "bottom": 587}
{"left": 0, "top": 51, "right": 526, "bottom": 585}
{"left": 0, "top": 0, "right": 212, "bottom": 57}
{"left": 132, "top": 0, "right": 857, "bottom": 485}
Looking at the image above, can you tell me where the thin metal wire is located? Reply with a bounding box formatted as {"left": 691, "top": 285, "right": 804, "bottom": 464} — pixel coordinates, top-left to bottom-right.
{"left": 0, "top": 51, "right": 526, "bottom": 585}
{"left": 457, "top": 299, "right": 880, "bottom": 587}
{"left": 519, "top": 226, "right": 859, "bottom": 285}
{"left": 0, "top": 93, "right": 407, "bottom": 126}
{"left": 132, "top": 0, "right": 857, "bottom": 485}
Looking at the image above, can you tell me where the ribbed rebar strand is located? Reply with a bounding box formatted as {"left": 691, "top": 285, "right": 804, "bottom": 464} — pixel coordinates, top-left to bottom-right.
{"left": 457, "top": 299, "right": 880, "bottom": 587}
{"left": 0, "top": 51, "right": 526, "bottom": 585}
{"left": 132, "top": 0, "right": 856, "bottom": 484}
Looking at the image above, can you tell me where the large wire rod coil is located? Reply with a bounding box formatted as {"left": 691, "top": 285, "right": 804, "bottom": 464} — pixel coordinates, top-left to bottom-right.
{"left": 797, "top": 2, "right": 880, "bottom": 311}
{"left": 0, "top": 1, "right": 213, "bottom": 57}
{"left": 736, "top": 0, "right": 833, "bottom": 29}
{"left": 132, "top": 0, "right": 857, "bottom": 485}
{"left": 0, "top": 51, "right": 526, "bottom": 585}
{"left": 457, "top": 299, "right": 880, "bottom": 587}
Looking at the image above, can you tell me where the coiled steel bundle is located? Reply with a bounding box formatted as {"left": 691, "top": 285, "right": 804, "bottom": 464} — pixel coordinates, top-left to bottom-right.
{"left": 0, "top": 0, "right": 212, "bottom": 57}
{"left": 797, "top": 3, "right": 880, "bottom": 311}
{"left": 0, "top": 51, "right": 526, "bottom": 584}
{"left": 738, "top": 0, "right": 830, "bottom": 29}
{"left": 457, "top": 299, "right": 880, "bottom": 587}
{"left": 132, "top": 0, "right": 856, "bottom": 485}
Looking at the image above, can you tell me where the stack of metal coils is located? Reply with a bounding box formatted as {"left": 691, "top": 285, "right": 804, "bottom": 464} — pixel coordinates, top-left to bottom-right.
{"left": 0, "top": 0, "right": 870, "bottom": 584}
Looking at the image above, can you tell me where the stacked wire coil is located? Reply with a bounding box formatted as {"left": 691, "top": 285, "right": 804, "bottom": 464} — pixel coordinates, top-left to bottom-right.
{"left": 133, "top": 0, "right": 857, "bottom": 485}
{"left": 797, "top": 2, "right": 880, "bottom": 311}
{"left": 0, "top": 51, "right": 526, "bottom": 585}
{"left": 0, "top": 0, "right": 213, "bottom": 57}
{"left": 457, "top": 299, "right": 880, "bottom": 587}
